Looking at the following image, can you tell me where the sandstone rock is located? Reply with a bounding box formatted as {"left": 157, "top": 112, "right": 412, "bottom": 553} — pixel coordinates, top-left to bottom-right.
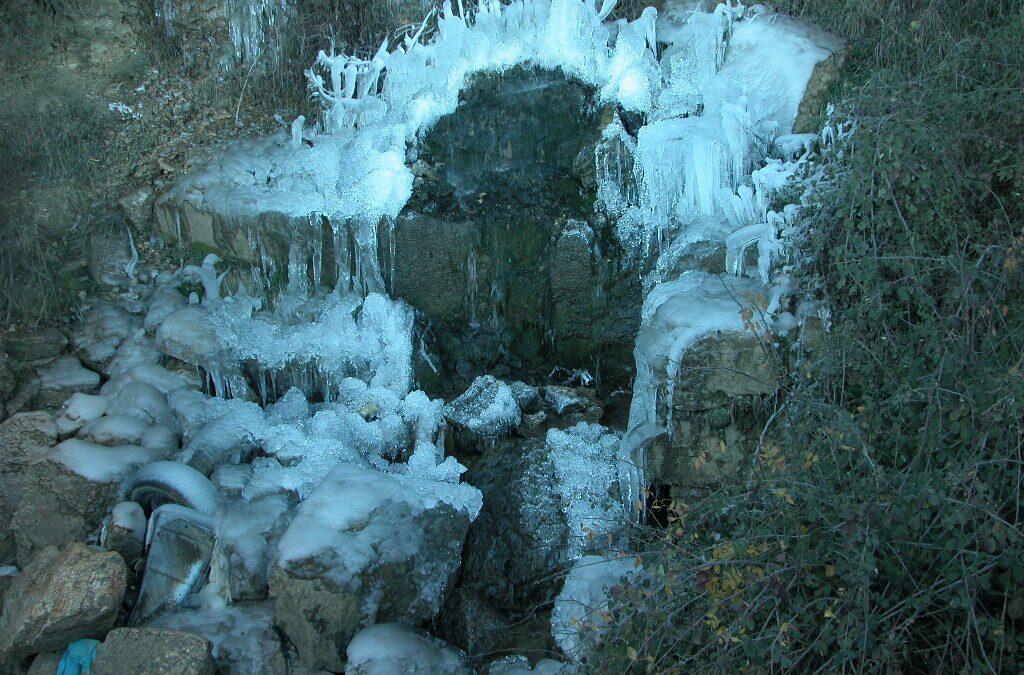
{"left": 269, "top": 463, "right": 480, "bottom": 671}
{"left": 794, "top": 45, "right": 847, "bottom": 134}
{"left": 91, "top": 628, "right": 214, "bottom": 675}
{"left": 118, "top": 187, "right": 154, "bottom": 230}
{"left": 0, "top": 543, "right": 127, "bottom": 659}
{"left": 345, "top": 624, "right": 472, "bottom": 675}
{"left": 0, "top": 411, "right": 58, "bottom": 472}
{"left": 647, "top": 330, "right": 778, "bottom": 490}
{"left": 102, "top": 502, "right": 146, "bottom": 564}
{"left": 13, "top": 444, "right": 156, "bottom": 567}
{"left": 5, "top": 328, "right": 67, "bottom": 365}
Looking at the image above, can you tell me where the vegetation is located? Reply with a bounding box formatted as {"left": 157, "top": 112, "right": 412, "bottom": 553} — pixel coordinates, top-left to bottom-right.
{"left": 594, "top": 0, "right": 1024, "bottom": 672}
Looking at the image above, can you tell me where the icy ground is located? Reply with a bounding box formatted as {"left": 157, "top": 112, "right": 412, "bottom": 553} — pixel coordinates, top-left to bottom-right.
{"left": 44, "top": 0, "right": 846, "bottom": 670}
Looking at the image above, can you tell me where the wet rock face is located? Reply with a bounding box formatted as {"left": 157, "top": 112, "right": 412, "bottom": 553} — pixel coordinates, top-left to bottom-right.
{"left": 0, "top": 543, "right": 127, "bottom": 659}
{"left": 383, "top": 66, "right": 641, "bottom": 394}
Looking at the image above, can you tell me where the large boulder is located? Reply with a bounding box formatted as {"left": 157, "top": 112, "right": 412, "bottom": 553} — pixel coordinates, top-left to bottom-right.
{"left": 0, "top": 543, "right": 127, "bottom": 659}
{"left": 268, "top": 463, "right": 481, "bottom": 671}
{"left": 460, "top": 423, "right": 625, "bottom": 615}
{"left": 91, "top": 628, "right": 214, "bottom": 675}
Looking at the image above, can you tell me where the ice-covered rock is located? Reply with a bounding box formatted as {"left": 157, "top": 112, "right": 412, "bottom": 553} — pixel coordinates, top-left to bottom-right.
{"left": 541, "top": 385, "right": 603, "bottom": 423}
{"left": 211, "top": 495, "right": 291, "bottom": 601}
{"left": 179, "top": 407, "right": 263, "bottom": 475}
{"left": 70, "top": 302, "right": 136, "bottom": 374}
{"left": 145, "top": 287, "right": 188, "bottom": 333}
{"left": 105, "top": 331, "right": 163, "bottom": 378}
{"left": 34, "top": 355, "right": 100, "bottom": 407}
{"left": 444, "top": 375, "right": 522, "bottom": 451}
{"left": 105, "top": 380, "right": 176, "bottom": 429}
{"left": 103, "top": 501, "right": 147, "bottom": 562}
{"left": 551, "top": 555, "right": 638, "bottom": 662}
{"left": 80, "top": 414, "right": 158, "bottom": 446}
{"left": 268, "top": 463, "right": 481, "bottom": 671}
{"left": 345, "top": 624, "right": 471, "bottom": 675}
{"left": 0, "top": 543, "right": 127, "bottom": 659}
{"left": 91, "top": 627, "right": 214, "bottom": 675}
{"left": 461, "top": 423, "right": 625, "bottom": 613}
{"left": 148, "top": 602, "right": 285, "bottom": 675}
{"left": 155, "top": 306, "right": 222, "bottom": 369}
{"left": 55, "top": 393, "right": 108, "bottom": 435}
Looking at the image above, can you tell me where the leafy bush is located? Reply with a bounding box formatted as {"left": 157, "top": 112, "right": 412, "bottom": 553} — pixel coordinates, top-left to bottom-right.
{"left": 593, "top": 1, "right": 1024, "bottom": 671}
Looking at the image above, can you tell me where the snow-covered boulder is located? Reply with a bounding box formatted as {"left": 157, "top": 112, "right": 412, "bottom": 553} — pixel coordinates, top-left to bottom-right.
{"left": 444, "top": 375, "right": 522, "bottom": 452}
{"left": 145, "top": 287, "right": 187, "bottom": 333}
{"left": 551, "top": 555, "right": 638, "bottom": 662}
{"left": 0, "top": 543, "right": 127, "bottom": 660}
{"left": 105, "top": 331, "right": 162, "bottom": 378}
{"left": 345, "top": 624, "right": 471, "bottom": 675}
{"left": 155, "top": 306, "right": 221, "bottom": 368}
{"left": 268, "top": 463, "right": 481, "bottom": 671}
{"left": 55, "top": 393, "right": 108, "bottom": 435}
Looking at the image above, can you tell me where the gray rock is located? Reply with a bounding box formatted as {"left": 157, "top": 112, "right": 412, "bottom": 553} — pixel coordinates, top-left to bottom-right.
{"left": 91, "top": 628, "right": 214, "bottom": 675}
{"left": 26, "top": 651, "right": 63, "bottom": 675}
{"left": 0, "top": 543, "right": 127, "bottom": 659}
{"left": 5, "top": 328, "right": 67, "bottom": 365}
{"left": 87, "top": 222, "right": 134, "bottom": 287}
{"left": 34, "top": 355, "right": 101, "bottom": 408}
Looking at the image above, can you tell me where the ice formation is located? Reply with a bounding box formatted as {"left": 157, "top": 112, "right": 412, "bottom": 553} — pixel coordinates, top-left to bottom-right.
{"left": 47, "top": 0, "right": 842, "bottom": 665}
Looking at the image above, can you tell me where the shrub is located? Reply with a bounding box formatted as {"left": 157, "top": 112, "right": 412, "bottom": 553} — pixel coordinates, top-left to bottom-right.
{"left": 593, "top": 1, "right": 1024, "bottom": 672}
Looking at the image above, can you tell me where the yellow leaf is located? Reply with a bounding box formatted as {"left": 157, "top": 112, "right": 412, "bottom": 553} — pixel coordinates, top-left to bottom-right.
{"left": 627, "top": 646, "right": 638, "bottom": 661}
{"left": 825, "top": 564, "right": 836, "bottom": 578}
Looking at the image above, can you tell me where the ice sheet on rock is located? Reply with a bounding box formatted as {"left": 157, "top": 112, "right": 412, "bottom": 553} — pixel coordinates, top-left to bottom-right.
{"left": 275, "top": 462, "right": 482, "bottom": 581}
{"left": 145, "top": 287, "right": 187, "bottom": 332}
{"left": 51, "top": 438, "right": 164, "bottom": 484}
{"left": 148, "top": 601, "right": 284, "bottom": 675}
{"left": 71, "top": 301, "right": 136, "bottom": 372}
{"left": 105, "top": 331, "right": 162, "bottom": 378}
{"left": 210, "top": 464, "right": 253, "bottom": 500}
{"left": 210, "top": 495, "right": 291, "bottom": 602}
{"left": 619, "top": 271, "right": 760, "bottom": 514}
{"left": 551, "top": 554, "right": 638, "bottom": 662}
{"left": 547, "top": 423, "right": 626, "bottom": 560}
{"left": 345, "top": 624, "right": 471, "bottom": 675}
{"left": 36, "top": 355, "right": 100, "bottom": 393}
{"left": 79, "top": 414, "right": 155, "bottom": 447}
{"left": 101, "top": 363, "right": 197, "bottom": 399}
